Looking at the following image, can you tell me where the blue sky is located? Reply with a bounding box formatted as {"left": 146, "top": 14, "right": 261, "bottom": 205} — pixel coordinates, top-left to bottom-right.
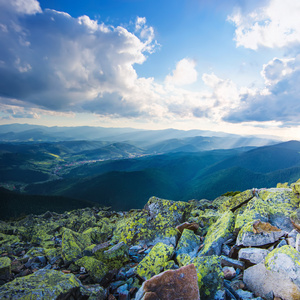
{"left": 0, "top": 0, "right": 300, "bottom": 139}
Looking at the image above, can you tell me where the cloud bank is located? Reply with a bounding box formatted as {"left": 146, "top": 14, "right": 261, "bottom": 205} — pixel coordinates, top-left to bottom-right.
{"left": 224, "top": 0, "right": 300, "bottom": 126}
{"left": 0, "top": 0, "right": 300, "bottom": 129}
{"left": 228, "top": 0, "right": 300, "bottom": 50}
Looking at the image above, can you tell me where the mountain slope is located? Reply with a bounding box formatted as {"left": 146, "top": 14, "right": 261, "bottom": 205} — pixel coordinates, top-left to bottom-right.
{"left": 0, "top": 187, "right": 96, "bottom": 220}
{"left": 26, "top": 169, "right": 180, "bottom": 211}
{"left": 203, "top": 140, "right": 300, "bottom": 175}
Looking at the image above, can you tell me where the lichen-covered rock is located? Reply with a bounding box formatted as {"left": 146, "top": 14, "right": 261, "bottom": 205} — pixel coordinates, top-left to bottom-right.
{"left": 188, "top": 209, "right": 219, "bottom": 236}
{"left": 265, "top": 245, "right": 300, "bottom": 287}
{"left": 96, "top": 242, "right": 129, "bottom": 270}
{"left": 291, "top": 179, "right": 300, "bottom": 195}
{"left": 75, "top": 256, "right": 107, "bottom": 283}
{"left": 192, "top": 255, "right": 224, "bottom": 300}
{"left": 244, "top": 245, "right": 300, "bottom": 300}
{"left": 177, "top": 253, "right": 223, "bottom": 300}
{"left": 135, "top": 242, "right": 174, "bottom": 280}
{"left": 24, "top": 247, "right": 45, "bottom": 259}
{"left": 144, "top": 197, "right": 191, "bottom": 222}
{"left": 0, "top": 269, "right": 81, "bottom": 299}
{"left": 0, "top": 233, "right": 20, "bottom": 251}
{"left": 83, "top": 227, "right": 108, "bottom": 244}
{"left": 260, "top": 187, "right": 300, "bottom": 231}
{"left": 0, "top": 257, "right": 11, "bottom": 279}
{"left": 135, "top": 264, "right": 200, "bottom": 300}
{"left": 234, "top": 197, "right": 269, "bottom": 230}
{"left": 112, "top": 197, "right": 190, "bottom": 246}
{"left": 277, "top": 182, "right": 289, "bottom": 188}
{"left": 80, "top": 284, "right": 106, "bottom": 300}
{"left": 236, "top": 220, "right": 285, "bottom": 247}
{"left": 199, "top": 210, "right": 235, "bottom": 256}
{"left": 218, "top": 190, "right": 253, "bottom": 213}
{"left": 61, "top": 227, "right": 92, "bottom": 263}
{"left": 175, "top": 229, "right": 200, "bottom": 258}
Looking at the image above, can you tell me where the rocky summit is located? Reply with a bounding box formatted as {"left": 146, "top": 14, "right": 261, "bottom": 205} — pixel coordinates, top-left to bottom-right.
{"left": 1, "top": 180, "right": 300, "bottom": 299}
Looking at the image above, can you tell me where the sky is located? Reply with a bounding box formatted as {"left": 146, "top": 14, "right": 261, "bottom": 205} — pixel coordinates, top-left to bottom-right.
{"left": 0, "top": 0, "right": 300, "bottom": 139}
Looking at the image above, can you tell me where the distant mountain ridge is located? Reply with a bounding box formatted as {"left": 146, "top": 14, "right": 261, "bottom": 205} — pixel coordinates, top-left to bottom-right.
{"left": 0, "top": 124, "right": 278, "bottom": 149}
{"left": 23, "top": 140, "right": 300, "bottom": 211}
{"left": 1, "top": 123, "right": 298, "bottom": 213}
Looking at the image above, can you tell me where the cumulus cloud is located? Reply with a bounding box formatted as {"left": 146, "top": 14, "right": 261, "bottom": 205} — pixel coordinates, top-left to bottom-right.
{"left": 0, "top": 0, "right": 158, "bottom": 117}
{"left": 228, "top": 0, "right": 300, "bottom": 49}
{"left": 0, "top": 103, "right": 40, "bottom": 120}
{"left": 2, "top": 0, "right": 299, "bottom": 129}
{"left": 224, "top": 55, "right": 300, "bottom": 124}
{"left": 165, "top": 58, "right": 198, "bottom": 86}
{"left": 135, "top": 17, "right": 156, "bottom": 53}
{"left": 0, "top": 0, "right": 41, "bottom": 15}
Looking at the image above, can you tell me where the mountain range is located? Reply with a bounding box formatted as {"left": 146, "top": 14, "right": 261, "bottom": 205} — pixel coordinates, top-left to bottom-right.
{"left": 1, "top": 124, "right": 300, "bottom": 218}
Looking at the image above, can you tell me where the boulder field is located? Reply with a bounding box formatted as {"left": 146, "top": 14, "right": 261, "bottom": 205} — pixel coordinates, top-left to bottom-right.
{"left": 1, "top": 179, "right": 300, "bottom": 299}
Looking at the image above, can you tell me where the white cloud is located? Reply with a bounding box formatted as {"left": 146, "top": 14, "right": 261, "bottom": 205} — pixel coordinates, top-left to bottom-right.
{"left": 2, "top": 0, "right": 300, "bottom": 130}
{"left": 135, "top": 17, "right": 156, "bottom": 53}
{"left": 228, "top": 0, "right": 300, "bottom": 49}
{"left": 0, "top": 1, "right": 158, "bottom": 116}
{"left": 165, "top": 58, "right": 198, "bottom": 86}
{"left": 224, "top": 55, "right": 300, "bottom": 124}
{"left": 0, "top": 0, "right": 41, "bottom": 15}
{"left": 261, "top": 57, "right": 296, "bottom": 85}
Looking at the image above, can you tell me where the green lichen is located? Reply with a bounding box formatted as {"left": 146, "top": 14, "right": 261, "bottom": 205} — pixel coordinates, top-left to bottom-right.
{"left": 177, "top": 253, "right": 193, "bottom": 267}
{"left": 188, "top": 209, "right": 219, "bottom": 236}
{"left": 61, "top": 227, "right": 92, "bottom": 263}
{"left": 259, "top": 188, "right": 300, "bottom": 216}
{"left": 218, "top": 190, "right": 253, "bottom": 213}
{"left": 75, "top": 256, "right": 107, "bottom": 283}
{"left": 44, "top": 248, "right": 60, "bottom": 261}
{"left": 95, "top": 242, "right": 129, "bottom": 270}
{"left": 24, "top": 247, "right": 45, "bottom": 258}
{"left": 0, "top": 257, "right": 11, "bottom": 277}
{"left": 277, "top": 182, "right": 289, "bottom": 188}
{"left": 265, "top": 245, "right": 300, "bottom": 271}
{"left": 111, "top": 197, "right": 188, "bottom": 246}
{"left": 83, "top": 227, "right": 106, "bottom": 244}
{"left": 0, "top": 269, "right": 81, "bottom": 299}
{"left": 177, "top": 253, "right": 223, "bottom": 300}
{"left": 200, "top": 211, "right": 235, "bottom": 256}
{"left": 176, "top": 228, "right": 200, "bottom": 258}
{"left": 0, "top": 232, "right": 20, "bottom": 246}
{"left": 135, "top": 242, "right": 174, "bottom": 280}
{"left": 234, "top": 197, "right": 269, "bottom": 230}
{"left": 291, "top": 179, "right": 300, "bottom": 194}
{"left": 163, "top": 260, "right": 177, "bottom": 270}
